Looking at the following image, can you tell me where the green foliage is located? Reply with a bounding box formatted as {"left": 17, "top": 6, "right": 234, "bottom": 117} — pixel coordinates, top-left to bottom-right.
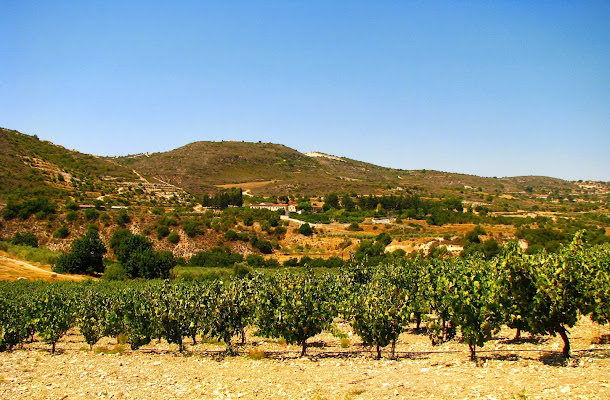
{"left": 167, "top": 231, "right": 180, "bottom": 244}
{"left": 224, "top": 229, "right": 249, "bottom": 242}
{"left": 115, "top": 209, "right": 131, "bottom": 226}
{"left": 76, "top": 287, "right": 108, "bottom": 348}
{"left": 54, "top": 228, "right": 107, "bottom": 275}
{"left": 2, "top": 243, "right": 60, "bottom": 265}
{"left": 110, "top": 229, "right": 173, "bottom": 279}
{"left": 182, "top": 218, "right": 205, "bottom": 237}
{"left": 344, "top": 263, "right": 411, "bottom": 358}
{"left": 203, "top": 278, "right": 255, "bottom": 354}
{"left": 103, "top": 263, "right": 127, "bottom": 281}
{"left": 298, "top": 223, "right": 313, "bottom": 236}
{"left": 156, "top": 224, "right": 170, "bottom": 239}
{"left": 34, "top": 285, "right": 75, "bottom": 353}
{"left": 437, "top": 256, "right": 503, "bottom": 360}
{"left": 65, "top": 210, "right": 78, "bottom": 221}
{"left": 63, "top": 201, "right": 78, "bottom": 211}
{"left": 52, "top": 226, "right": 70, "bottom": 239}
{"left": 255, "top": 271, "right": 338, "bottom": 356}
{"left": 2, "top": 198, "right": 56, "bottom": 221}
{"left": 324, "top": 193, "right": 340, "bottom": 210}
{"left": 84, "top": 208, "right": 99, "bottom": 221}
{"left": 516, "top": 227, "right": 571, "bottom": 254}
{"left": 250, "top": 236, "right": 273, "bottom": 254}
{"left": 200, "top": 188, "right": 243, "bottom": 208}
{"left": 189, "top": 247, "right": 244, "bottom": 268}
{"left": 347, "top": 222, "right": 363, "bottom": 231}
{"left": 0, "top": 235, "right": 608, "bottom": 360}
{"left": 12, "top": 231, "right": 38, "bottom": 247}
{"left": 0, "top": 295, "right": 24, "bottom": 351}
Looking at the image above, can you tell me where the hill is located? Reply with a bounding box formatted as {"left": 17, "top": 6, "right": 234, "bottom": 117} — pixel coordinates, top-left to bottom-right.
{"left": 115, "top": 139, "right": 581, "bottom": 202}
{"left": 0, "top": 126, "right": 608, "bottom": 277}
{"left": 1, "top": 127, "right": 588, "bottom": 204}
{"left": 0, "top": 127, "right": 139, "bottom": 201}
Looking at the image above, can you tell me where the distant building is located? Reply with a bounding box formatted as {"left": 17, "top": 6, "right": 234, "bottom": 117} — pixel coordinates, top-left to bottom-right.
{"left": 372, "top": 217, "right": 395, "bottom": 224}
{"left": 248, "top": 202, "right": 298, "bottom": 214}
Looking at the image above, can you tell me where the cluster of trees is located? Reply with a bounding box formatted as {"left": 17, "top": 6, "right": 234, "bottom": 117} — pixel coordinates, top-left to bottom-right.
{"left": 11, "top": 231, "right": 39, "bottom": 248}
{"left": 200, "top": 188, "right": 243, "bottom": 208}
{"left": 3, "top": 235, "right": 607, "bottom": 360}
{"left": 109, "top": 229, "right": 175, "bottom": 279}
{"left": 52, "top": 229, "right": 176, "bottom": 279}
{"left": 311, "top": 193, "right": 474, "bottom": 226}
{"left": 1, "top": 197, "right": 56, "bottom": 220}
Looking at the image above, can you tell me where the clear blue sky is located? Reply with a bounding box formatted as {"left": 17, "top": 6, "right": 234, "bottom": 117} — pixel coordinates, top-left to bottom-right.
{"left": 2, "top": 1, "right": 608, "bottom": 181}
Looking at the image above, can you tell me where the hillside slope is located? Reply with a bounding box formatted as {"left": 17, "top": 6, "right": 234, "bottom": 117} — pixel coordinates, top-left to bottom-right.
{"left": 116, "top": 140, "right": 580, "bottom": 198}
{"left": 0, "top": 128, "right": 139, "bottom": 200}
{"left": 1, "top": 127, "right": 583, "bottom": 203}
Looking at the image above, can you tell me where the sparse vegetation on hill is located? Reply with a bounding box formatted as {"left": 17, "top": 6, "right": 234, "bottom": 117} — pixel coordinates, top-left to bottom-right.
{"left": 0, "top": 127, "right": 608, "bottom": 281}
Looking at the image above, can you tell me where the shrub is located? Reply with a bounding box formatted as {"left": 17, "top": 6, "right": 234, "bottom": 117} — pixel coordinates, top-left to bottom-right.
{"left": 65, "top": 211, "right": 78, "bottom": 221}
{"left": 99, "top": 213, "right": 110, "bottom": 225}
{"left": 2, "top": 198, "right": 56, "bottom": 220}
{"left": 84, "top": 208, "right": 99, "bottom": 221}
{"left": 182, "top": 218, "right": 204, "bottom": 237}
{"left": 156, "top": 225, "right": 170, "bottom": 239}
{"left": 52, "top": 226, "right": 70, "bottom": 239}
{"left": 299, "top": 223, "right": 313, "bottom": 236}
{"left": 103, "top": 263, "right": 127, "bottom": 281}
{"left": 12, "top": 232, "right": 38, "bottom": 247}
{"left": 245, "top": 254, "right": 266, "bottom": 268}
{"left": 347, "top": 222, "right": 363, "bottom": 231}
{"left": 167, "top": 232, "right": 180, "bottom": 244}
{"left": 115, "top": 209, "right": 131, "bottom": 226}
{"left": 250, "top": 236, "right": 273, "bottom": 254}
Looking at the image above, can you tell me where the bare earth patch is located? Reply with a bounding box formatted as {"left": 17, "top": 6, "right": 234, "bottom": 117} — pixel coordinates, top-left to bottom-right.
{"left": 1, "top": 319, "right": 609, "bottom": 399}
{"left": 0, "top": 254, "right": 91, "bottom": 282}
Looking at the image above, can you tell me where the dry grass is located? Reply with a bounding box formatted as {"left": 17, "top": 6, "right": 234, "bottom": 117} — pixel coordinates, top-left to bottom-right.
{"left": 0, "top": 252, "right": 91, "bottom": 282}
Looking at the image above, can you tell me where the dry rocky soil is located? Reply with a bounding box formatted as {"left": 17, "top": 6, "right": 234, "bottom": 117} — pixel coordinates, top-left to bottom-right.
{"left": 1, "top": 318, "right": 609, "bottom": 400}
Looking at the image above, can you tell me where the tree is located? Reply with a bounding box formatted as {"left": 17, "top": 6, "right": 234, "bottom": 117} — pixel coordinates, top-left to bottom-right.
{"left": 255, "top": 272, "right": 337, "bottom": 356}
{"left": 110, "top": 229, "right": 153, "bottom": 265}
{"left": 344, "top": 263, "right": 411, "bottom": 359}
{"left": 110, "top": 230, "right": 173, "bottom": 279}
{"left": 525, "top": 233, "right": 595, "bottom": 358}
{"left": 341, "top": 194, "right": 356, "bottom": 211}
{"left": 298, "top": 223, "right": 313, "bottom": 236}
{"left": 54, "top": 228, "right": 107, "bottom": 275}
{"left": 324, "top": 193, "right": 340, "bottom": 210}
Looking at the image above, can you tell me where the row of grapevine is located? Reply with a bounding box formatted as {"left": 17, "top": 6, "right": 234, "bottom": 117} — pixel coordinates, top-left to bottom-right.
{"left": 1, "top": 236, "right": 608, "bottom": 360}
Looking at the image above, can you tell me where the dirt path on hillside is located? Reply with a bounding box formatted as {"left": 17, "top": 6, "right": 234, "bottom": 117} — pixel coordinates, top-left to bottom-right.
{"left": 0, "top": 254, "right": 88, "bottom": 281}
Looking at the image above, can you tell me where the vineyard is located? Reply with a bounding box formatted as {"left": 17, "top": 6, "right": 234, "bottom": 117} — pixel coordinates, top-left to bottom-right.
{"left": 1, "top": 233, "right": 609, "bottom": 364}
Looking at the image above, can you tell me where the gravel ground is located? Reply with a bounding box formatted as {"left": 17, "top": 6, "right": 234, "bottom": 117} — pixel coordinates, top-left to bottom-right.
{"left": 1, "top": 319, "right": 609, "bottom": 400}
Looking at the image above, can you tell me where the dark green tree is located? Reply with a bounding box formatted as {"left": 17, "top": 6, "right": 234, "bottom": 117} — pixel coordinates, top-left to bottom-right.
{"left": 54, "top": 229, "right": 107, "bottom": 274}
{"left": 298, "top": 223, "right": 313, "bottom": 236}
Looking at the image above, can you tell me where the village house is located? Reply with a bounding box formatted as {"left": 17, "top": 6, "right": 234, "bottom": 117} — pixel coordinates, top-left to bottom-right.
{"left": 248, "top": 202, "right": 299, "bottom": 214}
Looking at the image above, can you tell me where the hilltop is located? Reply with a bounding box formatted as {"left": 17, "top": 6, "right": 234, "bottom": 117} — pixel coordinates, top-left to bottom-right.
{"left": 1, "top": 127, "right": 592, "bottom": 205}
{"left": 113, "top": 138, "right": 584, "bottom": 208}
